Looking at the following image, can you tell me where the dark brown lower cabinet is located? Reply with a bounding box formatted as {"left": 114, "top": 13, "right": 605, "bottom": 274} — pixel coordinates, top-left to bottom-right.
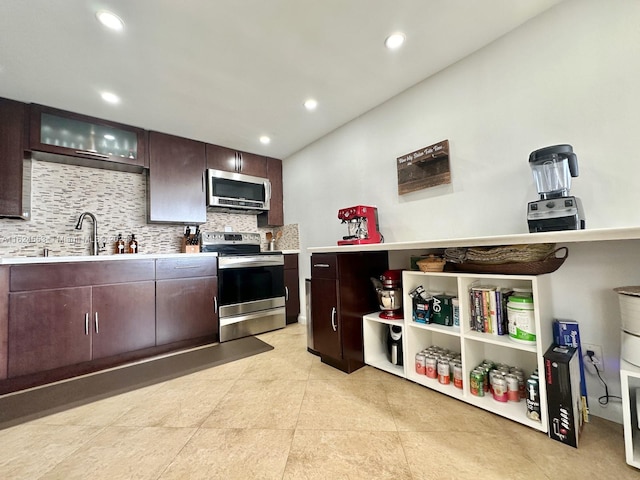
{"left": 156, "top": 276, "right": 218, "bottom": 345}
{"left": 91, "top": 282, "right": 156, "bottom": 359}
{"left": 284, "top": 253, "right": 300, "bottom": 324}
{"left": 7, "top": 281, "right": 156, "bottom": 378}
{"left": 8, "top": 287, "right": 92, "bottom": 377}
{"left": 311, "top": 252, "right": 388, "bottom": 373}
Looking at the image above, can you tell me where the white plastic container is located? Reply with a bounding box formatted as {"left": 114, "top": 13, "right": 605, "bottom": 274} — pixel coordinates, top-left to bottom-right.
{"left": 507, "top": 296, "right": 536, "bottom": 344}
{"left": 617, "top": 292, "right": 640, "bottom": 335}
{"left": 621, "top": 331, "right": 640, "bottom": 368}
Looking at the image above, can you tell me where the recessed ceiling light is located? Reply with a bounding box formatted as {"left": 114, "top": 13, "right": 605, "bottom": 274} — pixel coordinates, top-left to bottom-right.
{"left": 259, "top": 136, "right": 271, "bottom": 145}
{"left": 104, "top": 134, "right": 115, "bottom": 141}
{"left": 385, "top": 32, "right": 405, "bottom": 50}
{"left": 304, "top": 99, "right": 318, "bottom": 111}
{"left": 101, "top": 91, "right": 120, "bottom": 104}
{"left": 96, "top": 10, "right": 125, "bottom": 31}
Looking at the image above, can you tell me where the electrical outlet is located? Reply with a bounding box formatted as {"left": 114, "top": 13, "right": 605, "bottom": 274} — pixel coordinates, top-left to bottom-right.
{"left": 583, "top": 343, "right": 604, "bottom": 372}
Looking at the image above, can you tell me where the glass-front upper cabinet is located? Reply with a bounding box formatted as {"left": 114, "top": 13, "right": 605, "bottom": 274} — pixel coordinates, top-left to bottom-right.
{"left": 29, "top": 104, "right": 147, "bottom": 169}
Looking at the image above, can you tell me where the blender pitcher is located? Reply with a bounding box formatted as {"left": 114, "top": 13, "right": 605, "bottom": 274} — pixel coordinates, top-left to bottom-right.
{"left": 529, "top": 144, "right": 579, "bottom": 199}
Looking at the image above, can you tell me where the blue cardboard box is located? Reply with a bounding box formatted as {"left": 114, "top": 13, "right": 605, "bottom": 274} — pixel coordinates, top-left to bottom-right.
{"left": 553, "top": 319, "right": 589, "bottom": 422}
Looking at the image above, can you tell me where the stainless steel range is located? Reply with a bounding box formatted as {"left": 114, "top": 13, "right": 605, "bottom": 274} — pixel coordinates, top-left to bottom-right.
{"left": 201, "top": 232, "right": 285, "bottom": 342}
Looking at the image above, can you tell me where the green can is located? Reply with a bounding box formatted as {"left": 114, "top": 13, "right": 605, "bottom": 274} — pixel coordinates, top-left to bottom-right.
{"left": 470, "top": 368, "right": 485, "bottom": 397}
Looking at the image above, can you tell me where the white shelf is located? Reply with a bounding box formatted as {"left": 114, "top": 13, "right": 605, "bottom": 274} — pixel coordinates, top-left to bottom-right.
{"left": 620, "top": 360, "right": 640, "bottom": 469}
{"left": 309, "top": 226, "right": 640, "bottom": 254}
{"left": 363, "top": 312, "right": 406, "bottom": 378}
{"left": 363, "top": 270, "right": 554, "bottom": 433}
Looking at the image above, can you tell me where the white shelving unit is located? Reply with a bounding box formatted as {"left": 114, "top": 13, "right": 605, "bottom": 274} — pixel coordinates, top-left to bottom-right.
{"left": 362, "top": 313, "right": 406, "bottom": 378}
{"left": 363, "top": 270, "right": 554, "bottom": 433}
{"left": 620, "top": 360, "right": 640, "bottom": 469}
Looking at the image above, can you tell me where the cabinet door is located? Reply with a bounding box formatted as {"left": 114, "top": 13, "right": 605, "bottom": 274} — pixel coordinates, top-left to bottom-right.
{"left": 238, "top": 151, "right": 267, "bottom": 177}
{"left": 284, "top": 255, "right": 300, "bottom": 324}
{"left": 29, "top": 103, "right": 147, "bottom": 168}
{"left": 148, "top": 131, "right": 206, "bottom": 224}
{"left": 311, "top": 277, "right": 341, "bottom": 359}
{"left": 257, "top": 157, "right": 283, "bottom": 227}
{"left": 91, "top": 281, "right": 156, "bottom": 360}
{"left": 7, "top": 287, "right": 92, "bottom": 377}
{"left": 156, "top": 276, "right": 218, "bottom": 345}
{"left": 206, "top": 144, "right": 267, "bottom": 177}
{"left": 0, "top": 98, "right": 28, "bottom": 218}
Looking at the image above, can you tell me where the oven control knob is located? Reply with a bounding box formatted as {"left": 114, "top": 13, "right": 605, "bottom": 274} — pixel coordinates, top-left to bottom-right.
{"left": 546, "top": 201, "right": 556, "bottom": 209}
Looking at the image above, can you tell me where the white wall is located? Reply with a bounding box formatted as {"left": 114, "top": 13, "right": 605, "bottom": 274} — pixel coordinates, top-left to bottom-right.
{"left": 284, "top": 0, "right": 640, "bottom": 423}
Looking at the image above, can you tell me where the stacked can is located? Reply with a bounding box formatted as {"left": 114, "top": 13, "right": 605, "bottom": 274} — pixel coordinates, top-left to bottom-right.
{"left": 470, "top": 359, "right": 527, "bottom": 405}
{"left": 414, "top": 345, "right": 461, "bottom": 386}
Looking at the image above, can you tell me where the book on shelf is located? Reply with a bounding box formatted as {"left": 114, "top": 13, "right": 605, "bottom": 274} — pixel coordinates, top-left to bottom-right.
{"left": 469, "top": 285, "right": 512, "bottom": 336}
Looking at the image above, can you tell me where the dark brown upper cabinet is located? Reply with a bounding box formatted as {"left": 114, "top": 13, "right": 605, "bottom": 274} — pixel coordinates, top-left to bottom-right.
{"left": 205, "top": 143, "right": 267, "bottom": 178}
{"left": 147, "top": 131, "right": 207, "bottom": 224}
{"left": 0, "top": 97, "right": 30, "bottom": 220}
{"left": 29, "top": 104, "right": 147, "bottom": 172}
{"left": 257, "top": 156, "right": 284, "bottom": 227}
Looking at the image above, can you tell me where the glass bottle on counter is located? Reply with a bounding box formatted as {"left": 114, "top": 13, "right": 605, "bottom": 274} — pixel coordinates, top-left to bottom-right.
{"left": 128, "top": 234, "right": 138, "bottom": 254}
{"left": 115, "top": 234, "right": 126, "bottom": 254}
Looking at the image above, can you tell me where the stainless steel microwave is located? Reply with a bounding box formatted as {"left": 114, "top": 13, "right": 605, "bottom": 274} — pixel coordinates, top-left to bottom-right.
{"left": 206, "top": 168, "right": 271, "bottom": 214}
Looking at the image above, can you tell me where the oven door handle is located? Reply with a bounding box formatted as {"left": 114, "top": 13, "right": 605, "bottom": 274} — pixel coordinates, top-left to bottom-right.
{"left": 219, "top": 256, "right": 284, "bottom": 269}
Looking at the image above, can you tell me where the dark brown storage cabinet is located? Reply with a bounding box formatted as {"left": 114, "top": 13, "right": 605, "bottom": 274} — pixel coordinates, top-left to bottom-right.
{"left": 257, "top": 156, "right": 284, "bottom": 227}
{"left": 29, "top": 103, "right": 147, "bottom": 170}
{"left": 284, "top": 253, "right": 300, "bottom": 324}
{"left": 155, "top": 257, "right": 219, "bottom": 345}
{"left": 0, "top": 97, "right": 29, "bottom": 219}
{"left": 148, "top": 131, "right": 207, "bottom": 224}
{"left": 310, "top": 252, "right": 388, "bottom": 373}
{"left": 6, "top": 261, "right": 156, "bottom": 379}
{"left": 206, "top": 143, "right": 267, "bottom": 177}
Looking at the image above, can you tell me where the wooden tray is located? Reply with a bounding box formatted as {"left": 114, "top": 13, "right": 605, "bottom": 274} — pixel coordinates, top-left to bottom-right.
{"left": 450, "top": 247, "right": 568, "bottom": 275}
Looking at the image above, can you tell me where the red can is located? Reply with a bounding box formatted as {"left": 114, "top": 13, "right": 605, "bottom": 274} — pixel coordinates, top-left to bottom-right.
{"left": 425, "top": 356, "right": 438, "bottom": 379}
{"left": 437, "top": 359, "right": 451, "bottom": 385}
{"left": 415, "top": 353, "right": 426, "bottom": 375}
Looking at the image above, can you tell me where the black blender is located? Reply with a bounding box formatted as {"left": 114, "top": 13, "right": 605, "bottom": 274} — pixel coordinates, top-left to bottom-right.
{"left": 527, "top": 144, "right": 585, "bottom": 233}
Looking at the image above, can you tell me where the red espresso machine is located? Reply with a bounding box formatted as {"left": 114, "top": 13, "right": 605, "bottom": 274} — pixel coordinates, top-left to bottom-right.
{"left": 337, "top": 205, "right": 383, "bottom": 246}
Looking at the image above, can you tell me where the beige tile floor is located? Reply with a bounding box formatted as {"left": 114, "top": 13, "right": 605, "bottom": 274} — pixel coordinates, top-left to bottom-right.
{"left": 0, "top": 322, "right": 637, "bottom": 479}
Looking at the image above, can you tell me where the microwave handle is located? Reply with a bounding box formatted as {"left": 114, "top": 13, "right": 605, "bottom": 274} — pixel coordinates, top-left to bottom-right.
{"left": 265, "top": 179, "right": 272, "bottom": 203}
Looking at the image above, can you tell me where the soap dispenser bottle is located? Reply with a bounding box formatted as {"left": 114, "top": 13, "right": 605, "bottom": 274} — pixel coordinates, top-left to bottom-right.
{"left": 115, "top": 234, "right": 126, "bottom": 254}
{"left": 128, "top": 234, "right": 138, "bottom": 254}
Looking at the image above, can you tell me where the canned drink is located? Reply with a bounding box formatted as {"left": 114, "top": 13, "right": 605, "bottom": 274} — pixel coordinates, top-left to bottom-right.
{"left": 481, "top": 366, "right": 490, "bottom": 392}
{"left": 425, "top": 356, "right": 438, "bottom": 379}
{"left": 492, "top": 374, "right": 508, "bottom": 402}
{"left": 453, "top": 363, "right": 463, "bottom": 389}
{"left": 505, "top": 373, "right": 520, "bottom": 402}
{"left": 415, "top": 353, "right": 426, "bottom": 375}
{"left": 448, "top": 359, "right": 457, "bottom": 381}
{"left": 488, "top": 369, "right": 500, "bottom": 393}
{"left": 515, "top": 371, "right": 526, "bottom": 399}
{"left": 470, "top": 368, "right": 485, "bottom": 397}
{"left": 437, "top": 359, "right": 451, "bottom": 385}
{"left": 526, "top": 377, "right": 541, "bottom": 421}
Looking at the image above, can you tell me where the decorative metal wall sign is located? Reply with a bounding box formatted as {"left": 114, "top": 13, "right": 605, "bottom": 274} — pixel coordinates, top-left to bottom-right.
{"left": 396, "top": 139, "right": 450, "bottom": 195}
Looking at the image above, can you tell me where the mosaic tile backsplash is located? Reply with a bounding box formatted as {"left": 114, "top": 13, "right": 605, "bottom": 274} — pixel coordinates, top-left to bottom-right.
{"left": 0, "top": 160, "right": 299, "bottom": 257}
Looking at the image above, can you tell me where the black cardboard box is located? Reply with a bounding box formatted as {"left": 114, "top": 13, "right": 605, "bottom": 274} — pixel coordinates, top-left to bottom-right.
{"left": 544, "top": 344, "right": 583, "bottom": 448}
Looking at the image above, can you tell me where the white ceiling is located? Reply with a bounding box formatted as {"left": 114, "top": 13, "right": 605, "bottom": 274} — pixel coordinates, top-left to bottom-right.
{"left": 0, "top": 0, "right": 563, "bottom": 159}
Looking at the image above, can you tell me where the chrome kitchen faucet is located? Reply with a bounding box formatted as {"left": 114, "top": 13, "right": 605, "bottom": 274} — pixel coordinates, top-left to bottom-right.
{"left": 75, "top": 211, "right": 100, "bottom": 255}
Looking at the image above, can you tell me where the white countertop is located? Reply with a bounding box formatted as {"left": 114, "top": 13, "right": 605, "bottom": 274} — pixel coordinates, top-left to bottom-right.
{"left": 307, "top": 226, "right": 640, "bottom": 253}
{"left": 0, "top": 250, "right": 301, "bottom": 265}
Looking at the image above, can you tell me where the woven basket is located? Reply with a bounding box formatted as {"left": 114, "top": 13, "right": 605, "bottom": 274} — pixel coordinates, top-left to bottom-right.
{"left": 416, "top": 256, "right": 446, "bottom": 272}
{"left": 451, "top": 247, "right": 568, "bottom": 275}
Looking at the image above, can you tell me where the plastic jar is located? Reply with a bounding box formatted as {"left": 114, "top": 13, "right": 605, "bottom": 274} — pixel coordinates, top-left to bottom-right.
{"left": 507, "top": 296, "right": 536, "bottom": 344}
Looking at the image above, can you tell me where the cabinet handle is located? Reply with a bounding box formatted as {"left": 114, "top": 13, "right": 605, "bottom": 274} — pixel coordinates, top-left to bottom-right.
{"left": 85, "top": 313, "right": 89, "bottom": 335}
{"left": 75, "top": 150, "right": 109, "bottom": 159}
{"left": 331, "top": 307, "right": 337, "bottom": 332}
{"left": 94, "top": 312, "right": 99, "bottom": 334}
{"left": 239, "top": 152, "right": 243, "bottom": 172}
{"left": 214, "top": 296, "right": 218, "bottom": 314}
{"left": 285, "top": 286, "right": 289, "bottom": 301}
{"left": 313, "top": 263, "right": 330, "bottom": 268}
{"left": 234, "top": 152, "right": 240, "bottom": 172}
{"left": 174, "top": 265, "right": 199, "bottom": 269}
